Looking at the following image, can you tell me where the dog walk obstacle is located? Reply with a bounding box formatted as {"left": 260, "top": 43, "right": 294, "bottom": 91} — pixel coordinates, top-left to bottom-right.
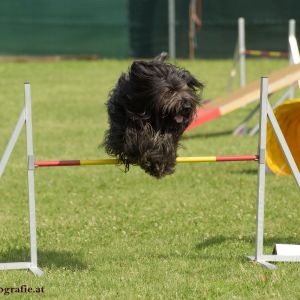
{"left": 186, "top": 63, "right": 300, "bottom": 131}
{"left": 1, "top": 80, "right": 300, "bottom": 276}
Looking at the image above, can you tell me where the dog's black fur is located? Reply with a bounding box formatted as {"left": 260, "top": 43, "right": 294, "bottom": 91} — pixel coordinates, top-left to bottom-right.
{"left": 103, "top": 55, "right": 203, "bottom": 178}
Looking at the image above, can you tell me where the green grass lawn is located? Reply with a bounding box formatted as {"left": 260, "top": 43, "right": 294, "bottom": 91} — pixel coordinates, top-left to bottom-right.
{"left": 0, "top": 58, "right": 299, "bottom": 299}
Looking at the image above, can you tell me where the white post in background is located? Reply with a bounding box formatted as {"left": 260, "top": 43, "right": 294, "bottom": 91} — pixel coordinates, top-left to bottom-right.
{"left": 289, "top": 19, "right": 296, "bottom": 62}
{"left": 238, "top": 17, "right": 246, "bottom": 87}
{"left": 168, "top": 0, "right": 176, "bottom": 60}
{"left": 288, "top": 19, "right": 296, "bottom": 99}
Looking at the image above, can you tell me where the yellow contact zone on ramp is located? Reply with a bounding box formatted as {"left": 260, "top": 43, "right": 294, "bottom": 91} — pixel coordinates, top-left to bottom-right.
{"left": 266, "top": 99, "right": 300, "bottom": 175}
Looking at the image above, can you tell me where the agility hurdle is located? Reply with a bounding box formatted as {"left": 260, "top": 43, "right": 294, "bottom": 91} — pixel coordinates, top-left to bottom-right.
{"left": 0, "top": 80, "right": 300, "bottom": 275}
{"left": 230, "top": 18, "right": 300, "bottom": 136}
{"left": 228, "top": 18, "right": 297, "bottom": 90}
{"left": 34, "top": 155, "right": 258, "bottom": 167}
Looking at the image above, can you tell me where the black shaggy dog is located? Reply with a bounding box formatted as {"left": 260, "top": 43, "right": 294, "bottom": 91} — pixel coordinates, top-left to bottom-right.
{"left": 103, "top": 55, "right": 203, "bottom": 178}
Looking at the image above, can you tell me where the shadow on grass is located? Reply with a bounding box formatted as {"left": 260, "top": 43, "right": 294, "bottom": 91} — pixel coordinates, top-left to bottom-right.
{"left": 196, "top": 234, "right": 297, "bottom": 250}
{"left": 229, "top": 168, "right": 258, "bottom": 175}
{"left": 0, "top": 248, "right": 87, "bottom": 271}
{"left": 182, "top": 130, "right": 233, "bottom": 140}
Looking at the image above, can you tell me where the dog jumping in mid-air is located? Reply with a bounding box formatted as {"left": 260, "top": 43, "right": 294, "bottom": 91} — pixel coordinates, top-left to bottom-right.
{"left": 103, "top": 53, "right": 203, "bottom": 178}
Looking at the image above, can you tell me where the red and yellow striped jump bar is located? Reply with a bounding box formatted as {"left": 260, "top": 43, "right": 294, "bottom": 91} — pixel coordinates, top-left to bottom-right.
{"left": 242, "top": 50, "right": 288, "bottom": 58}
{"left": 34, "top": 155, "right": 258, "bottom": 168}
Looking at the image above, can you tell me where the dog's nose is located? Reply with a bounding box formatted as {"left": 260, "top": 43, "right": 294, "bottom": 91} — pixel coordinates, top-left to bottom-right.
{"left": 183, "top": 102, "right": 192, "bottom": 109}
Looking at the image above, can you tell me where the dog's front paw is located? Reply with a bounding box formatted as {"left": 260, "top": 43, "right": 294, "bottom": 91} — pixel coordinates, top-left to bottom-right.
{"left": 138, "top": 132, "right": 177, "bottom": 178}
{"left": 140, "top": 153, "right": 176, "bottom": 178}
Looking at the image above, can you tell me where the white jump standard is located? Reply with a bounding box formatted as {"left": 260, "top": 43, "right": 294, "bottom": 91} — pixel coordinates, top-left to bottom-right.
{"left": 248, "top": 77, "right": 300, "bottom": 269}
{"left": 0, "top": 83, "right": 42, "bottom": 276}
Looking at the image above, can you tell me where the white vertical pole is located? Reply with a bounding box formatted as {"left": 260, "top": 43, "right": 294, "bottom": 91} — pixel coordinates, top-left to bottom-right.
{"left": 238, "top": 17, "right": 246, "bottom": 87}
{"left": 255, "top": 77, "right": 268, "bottom": 260}
{"left": 289, "top": 19, "right": 296, "bottom": 61}
{"left": 168, "top": 0, "right": 176, "bottom": 60}
{"left": 24, "top": 83, "right": 42, "bottom": 276}
{"left": 288, "top": 19, "right": 296, "bottom": 98}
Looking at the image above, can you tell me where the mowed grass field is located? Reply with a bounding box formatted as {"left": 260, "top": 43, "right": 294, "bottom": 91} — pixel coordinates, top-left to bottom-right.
{"left": 0, "top": 58, "right": 299, "bottom": 299}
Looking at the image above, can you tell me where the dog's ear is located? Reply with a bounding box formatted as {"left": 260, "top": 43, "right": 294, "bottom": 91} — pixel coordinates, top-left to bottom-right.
{"left": 154, "top": 52, "right": 168, "bottom": 62}
{"left": 179, "top": 69, "right": 204, "bottom": 91}
{"left": 130, "top": 61, "right": 157, "bottom": 82}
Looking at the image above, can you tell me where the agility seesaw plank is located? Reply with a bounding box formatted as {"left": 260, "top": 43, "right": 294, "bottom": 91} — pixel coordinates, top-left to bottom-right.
{"left": 186, "top": 63, "right": 300, "bottom": 131}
